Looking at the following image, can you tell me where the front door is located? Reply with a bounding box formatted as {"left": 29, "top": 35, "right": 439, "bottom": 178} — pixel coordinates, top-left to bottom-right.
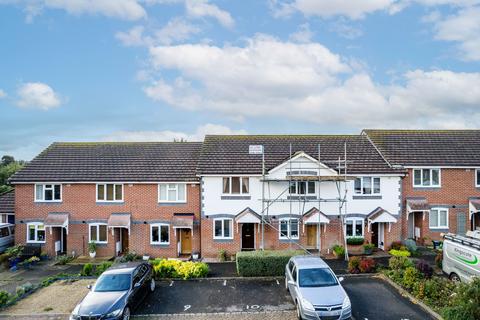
{"left": 371, "top": 223, "right": 378, "bottom": 247}
{"left": 241, "top": 223, "right": 255, "bottom": 250}
{"left": 306, "top": 224, "right": 317, "bottom": 248}
{"left": 473, "top": 212, "right": 480, "bottom": 231}
{"left": 378, "top": 223, "right": 385, "bottom": 250}
{"left": 180, "top": 229, "right": 192, "bottom": 254}
{"left": 121, "top": 228, "right": 129, "bottom": 253}
{"left": 61, "top": 227, "right": 67, "bottom": 254}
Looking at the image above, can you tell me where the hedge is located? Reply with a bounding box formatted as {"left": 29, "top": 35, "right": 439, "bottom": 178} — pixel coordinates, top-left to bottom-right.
{"left": 346, "top": 237, "right": 364, "bottom": 245}
{"left": 236, "top": 250, "right": 304, "bottom": 277}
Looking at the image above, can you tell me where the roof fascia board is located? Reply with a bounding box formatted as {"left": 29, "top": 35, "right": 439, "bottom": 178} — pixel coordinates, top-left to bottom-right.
{"left": 11, "top": 181, "right": 200, "bottom": 185}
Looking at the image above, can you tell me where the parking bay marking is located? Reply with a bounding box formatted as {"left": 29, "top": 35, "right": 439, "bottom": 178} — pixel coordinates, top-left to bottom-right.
{"left": 223, "top": 280, "right": 227, "bottom": 286}
{"left": 184, "top": 305, "right": 191, "bottom": 312}
{"left": 169, "top": 281, "right": 174, "bottom": 287}
{"left": 276, "top": 279, "right": 279, "bottom": 285}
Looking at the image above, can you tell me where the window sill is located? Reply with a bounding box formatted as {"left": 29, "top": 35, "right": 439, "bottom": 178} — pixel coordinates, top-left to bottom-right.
{"left": 158, "top": 201, "right": 187, "bottom": 204}
{"left": 352, "top": 195, "right": 382, "bottom": 200}
{"left": 150, "top": 243, "right": 170, "bottom": 246}
{"left": 26, "top": 241, "right": 45, "bottom": 244}
{"left": 413, "top": 186, "right": 441, "bottom": 189}
{"left": 34, "top": 201, "right": 62, "bottom": 204}
{"left": 96, "top": 201, "right": 124, "bottom": 205}
{"left": 213, "top": 238, "right": 234, "bottom": 242}
{"left": 429, "top": 227, "right": 448, "bottom": 230}
{"left": 279, "top": 238, "right": 299, "bottom": 242}
{"left": 221, "top": 195, "right": 251, "bottom": 200}
{"left": 90, "top": 242, "right": 108, "bottom": 246}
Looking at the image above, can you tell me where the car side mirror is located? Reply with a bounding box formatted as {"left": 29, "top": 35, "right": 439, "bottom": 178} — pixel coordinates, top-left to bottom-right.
{"left": 87, "top": 285, "right": 92, "bottom": 290}
{"left": 288, "top": 280, "right": 296, "bottom": 285}
{"left": 134, "top": 282, "right": 141, "bottom": 288}
{"left": 338, "top": 277, "right": 344, "bottom": 282}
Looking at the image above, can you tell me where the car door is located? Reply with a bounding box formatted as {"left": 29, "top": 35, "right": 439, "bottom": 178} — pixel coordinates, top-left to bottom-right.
{"left": 288, "top": 265, "right": 298, "bottom": 301}
{"left": 130, "top": 267, "right": 143, "bottom": 308}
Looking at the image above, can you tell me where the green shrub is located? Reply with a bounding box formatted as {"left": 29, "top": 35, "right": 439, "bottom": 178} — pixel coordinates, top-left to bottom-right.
{"left": 403, "top": 239, "right": 417, "bottom": 253}
{"left": 0, "top": 291, "right": 11, "bottom": 307}
{"left": 388, "top": 256, "right": 414, "bottom": 270}
{"left": 346, "top": 237, "right": 364, "bottom": 245}
{"left": 348, "top": 256, "right": 361, "bottom": 274}
{"left": 218, "top": 249, "right": 227, "bottom": 262}
{"left": 442, "top": 278, "right": 480, "bottom": 320}
{"left": 236, "top": 250, "right": 303, "bottom": 277}
{"left": 390, "top": 241, "right": 402, "bottom": 250}
{"left": 120, "top": 252, "right": 139, "bottom": 262}
{"left": 389, "top": 249, "right": 411, "bottom": 257}
{"left": 402, "top": 267, "right": 422, "bottom": 291}
{"left": 423, "top": 277, "right": 456, "bottom": 309}
{"left": 81, "top": 263, "right": 93, "bottom": 276}
{"left": 332, "top": 245, "right": 345, "bottom": 258}
{"left": 5, "top": 245, "right": 23, "bottom": 259}
{"left": 151, "top": 259, "right": 209, "bottom": 279}
{"left": 94, "top": 261, "right": 113, "bottom": 276}
{"left": 56, "top": 255, "right": 73, "bottom": 265}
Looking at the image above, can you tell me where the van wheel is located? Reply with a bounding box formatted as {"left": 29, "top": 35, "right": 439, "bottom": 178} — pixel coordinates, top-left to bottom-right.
{"left": 449, "top": 273, "right": 460, "bottom": 282}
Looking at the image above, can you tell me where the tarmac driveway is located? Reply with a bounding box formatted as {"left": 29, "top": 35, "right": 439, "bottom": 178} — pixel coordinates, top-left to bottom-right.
{"left": 137, "top": 276, "right": 435, "bottom": 320}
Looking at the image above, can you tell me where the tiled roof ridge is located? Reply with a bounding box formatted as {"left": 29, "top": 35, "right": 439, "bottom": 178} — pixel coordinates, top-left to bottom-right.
{"left": 205, "top": 134, "right": 360, "bottom": 139}
{"left": 364, "top": 129, "right": 480, "bottom": 134}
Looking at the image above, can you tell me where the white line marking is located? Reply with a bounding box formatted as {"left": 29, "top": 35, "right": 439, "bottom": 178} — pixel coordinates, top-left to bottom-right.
{"left": 223, "top": 280, "right": 227, "bottom": 286}
{"left": 276, "top": 279, "right": 280, "bottom": 285}
{"left": 169, "top": 281, "right": 174, "bottom": 287}
{"left": 184, "top": 305, "right": 191, "bottom": 311}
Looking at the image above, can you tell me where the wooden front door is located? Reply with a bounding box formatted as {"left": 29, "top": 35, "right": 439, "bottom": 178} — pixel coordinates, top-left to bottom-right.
{"left": 180, "top": 229, "right": 192, "bottom": 254}
{"left": 241, "top": 223, "right": 255, "bottom": 250}
{"left": 121, "top": 228, "right": 129, "bottom": 253}
{"left": 306, "top": 225, "right": 317, "bottom": 248}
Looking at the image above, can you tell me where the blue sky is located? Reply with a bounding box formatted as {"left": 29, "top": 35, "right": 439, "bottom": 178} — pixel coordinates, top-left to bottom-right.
{"left": 0, "top": 0, "right": 479, "bottom": 160}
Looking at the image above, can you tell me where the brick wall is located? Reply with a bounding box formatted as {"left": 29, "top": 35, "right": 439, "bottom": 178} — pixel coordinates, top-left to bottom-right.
{"left": 14, "top": 183, "right": 200, "bottom": 258}
{"left": 401, "top": 168, "right": 480, "bottom": 243}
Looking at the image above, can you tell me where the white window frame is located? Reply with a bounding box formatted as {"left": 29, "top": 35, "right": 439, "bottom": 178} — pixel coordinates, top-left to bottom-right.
{"left": 413, "top": 169, "right": 441, "bottom": 188}
{"left": 345, "top": 218, "right": 364, "bottom": 238}
{"left": 476, "top": 169, "right": 480, "bottom": 187}
{"left": 26, "top": 222, "right": 46, "bottom": 243}
{"left": 96, "top": 184, "right": 124, "bottom": 202}
{"left": 429, "top": 208, "right": 449, "bottom": 229}
{"left": 34, "top": 184, "right": 62, "bottom": 202}
{"left": 158, "top": 183, "right": 187, "bottom": 203}
{"left": 150, "top": 223, "right": 170, "bottom": 245}
{"left": 222, "top": 177, "right": 250, "bottom": 195}
{"left": 213, "top": 218, "right": 233, "bottom": 239}
{"left": 279, "top": 218, "right": 300, "bottom": 240}
{"left": 354, "top": 177, "right": 381, "bottom": 195}
{"left": 88, "top": 223, "right": 108, "bottom": 244}
{"left": 289, "top": 181, "right": 316, "bottom": 196}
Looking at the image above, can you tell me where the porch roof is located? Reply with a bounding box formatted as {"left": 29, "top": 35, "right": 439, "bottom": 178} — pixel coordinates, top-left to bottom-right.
{"left": 172, "top": 215, "right": 194, "bottom": 229}
{"left": 235, "top": 207, "right": 261, "bottom": 224}
{"left": 470, "top": 199, "right": 480, "bottom": 212}
{"left": 107, "top": 213, "right": 131, "bottom": 229}
{"left": 406, "top": 198, "right": 430, "bottom": 212}
{"left": 367, "top": 207, "right": 397, "bottom": 224}
{"left": 44, "top": 212, "right": 69, "bottom": 227}
{"left": 303, "top": 207, "right": 330, "bottom": 224}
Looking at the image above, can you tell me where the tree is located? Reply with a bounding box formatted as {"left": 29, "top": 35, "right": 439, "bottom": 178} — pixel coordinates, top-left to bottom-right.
{"left": 0, "top": 155, "right": 25, "bottom": 194}
{"left": 1, "top": 155, "right": 14, "bottom": 166}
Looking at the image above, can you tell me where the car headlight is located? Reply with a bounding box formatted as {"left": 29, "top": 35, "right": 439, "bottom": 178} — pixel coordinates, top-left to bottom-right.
{"left": 105, "top": 308, "right": 123, "bottom": 318}
{"left": 69, "top": 305, "right": 80, "bottom": 320}
{"left": 300, "top": 298, "right": 315, "bottom": 311}
{"left": 342, "top": 296, "right": 351, "bottom": 309}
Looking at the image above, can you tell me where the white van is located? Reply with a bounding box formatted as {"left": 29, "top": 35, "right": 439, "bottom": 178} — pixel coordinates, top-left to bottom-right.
{"left": 443, "top": 232, "right": 480, "bottom": 283}
{"left": 0, "top": 223, "right": 14, "bottom": 253}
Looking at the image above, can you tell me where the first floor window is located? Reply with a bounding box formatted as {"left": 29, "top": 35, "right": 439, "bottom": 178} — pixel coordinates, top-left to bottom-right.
{"left": 159, "top": 183, "right": 186, "bottom": 202}
{"left": 413, "top": 169, "right": 440, "bottom": 187}
{"left": 289, "top": 181, "right": 315, "bottom": 195}
{"left": 214, "top": 219, "right": 233, "bottom": 239}
{"left": 89, "top": 223, "right": 107, "bottom": 243}
{"left": 346, "top": 218, "right": 364, "bottom": 237}
{"left": 35, "top": 184, "right": 61, "bottom": 201}
{"left": 222, "top": 177, "right": 249, "bottom": 194}
{"left": 279, "top": 219, "right": 299, "bottom": 239}
{"left": 476, "top": 169, "right": 480, "bottom": 187}
{"left": 97, "top": 184, "right": 123, "bottom": 202}
{"left": 27, "top": 223, "right": 45, "bottom": 243}
{"left": 150, "top": 224, "right": 170, "bottom": 244}
{"left": 354, "top": 177, "right": 380, "bottom": 195}
{"left": 429, "top": 208, "right": 448, "bottom": 229}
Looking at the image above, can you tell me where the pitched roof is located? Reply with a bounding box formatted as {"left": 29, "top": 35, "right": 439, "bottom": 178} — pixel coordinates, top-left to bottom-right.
{"left": 363, "top": 130, "right": 480, "bottom": 167}
{"left": 0, "top": 190, "right": 14, "bottom": 214}
{"left": 197, "top": 135, "right": 401, "bottom": 175}
{"left": 9, "top": 142, "right": 202, "bottom": 183}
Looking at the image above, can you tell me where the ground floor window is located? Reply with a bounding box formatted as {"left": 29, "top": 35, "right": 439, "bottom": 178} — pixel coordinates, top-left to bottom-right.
{"left": 279, "top": 219, "right": 299, "bottom": 240}
{"left": 429, "top": 208, "right": 448, "bottom": 229}
{"left": 214, "top": 218, "right": 233, "bottom": 239}
{"left": 345, "top": 218, "right": 364, "bottom": 237}
{"left": 89, "top": 223, "right": 107, "bottom": 243}
{"left": 150, "top": 224, "right": 170, "bottom": 244}
{"left": 27, "top": 222, "right": 45, "bottom": 243}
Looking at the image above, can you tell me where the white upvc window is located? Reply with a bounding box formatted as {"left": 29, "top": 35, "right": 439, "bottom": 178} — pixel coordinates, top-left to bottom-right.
{"left": 289, "top": 181, "right": 315, "bottom": 195}
{"left": 150, "top": 223, "right": 170, "bottom": 245}
{"left": 96, "top": 184, "right": 123, "bottom": 202}
{"left": 279, "top": 218, "right": 299, "bottom": 240}
{"left": 89, "top": 223, "right": 108, "bottom": 244}
{"left": 222, "top": 177, "right": 249, "bottom": 195}
{"left": 354, "top": 177, "right": 381, "bottom": 195}
{"left": 158, "top": 183, "right": 186, "bottom": 203}
{"left": 26, "top": 222, "right": 45, "bottom": 243}
{"left": 429, "top": 208, "right": 448, "bottom": 229}
{"left": 413, "top": 169, "right": 441, "bottom": 187}
{"left": 35, "top": 184, "right": 62, "bottom": 202}
{"left": 213, "top": 218, "right": 233, "bottom": 239}
{"left": 345, "top": 218, "right": 364, "bottom": 237}
{"left": 476, "top": 169, "right": 480, "bottom": 187}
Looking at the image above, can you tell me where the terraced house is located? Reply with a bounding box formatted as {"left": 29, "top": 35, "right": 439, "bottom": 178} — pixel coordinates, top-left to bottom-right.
{"left": 364, "top": 130, "right": 480, "bottom": 244}
{"left": 197, "top": 135, "right": 405, "bottom": 258}
{"left": 9, "top": 142, "right": 202, "bottom": 258}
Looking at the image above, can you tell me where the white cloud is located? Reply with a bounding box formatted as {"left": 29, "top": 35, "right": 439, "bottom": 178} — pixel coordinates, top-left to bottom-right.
{"left": 115, "top": 25, "right": 147, "bottom": 47}
{"left": 185, "top": 0, "right": 234, "bottom": 28}
{"left": 143, "top": 35, "right": 480, "bottom": 129}
{"left": 289, "top": 23, "right": 314, "bottom": 43}
{"left": 16, "top": 82, "right": 62, "bottom": 110}
{"left": 0, "top": 89, "right": 6, "bottom": 98}
{"left": 430, "top": 6, "right": 480, "bottom": 61}
{"left": 329, "top": 19, "right": 363, "bottom": 39}
{"left": 102, "top": 123, "right": 247, "bottom": 142}
{"left": 2, "top": 0, "right": 147, "bottom": 21}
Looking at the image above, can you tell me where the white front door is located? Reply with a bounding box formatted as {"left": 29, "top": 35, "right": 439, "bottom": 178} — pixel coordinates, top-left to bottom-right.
{"left": 378, "top": 223, "right": 385, "bottom": 250}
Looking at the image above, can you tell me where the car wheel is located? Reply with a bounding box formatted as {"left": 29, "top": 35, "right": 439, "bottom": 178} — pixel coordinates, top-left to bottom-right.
{"left": 150, "top": 278, "right": 156, "bottom": 292}
{"left": 449, "top": 273, "right": 460, "bottom": 282}
{"left": 122, "top": 306, "right": 131, "bottom": 320}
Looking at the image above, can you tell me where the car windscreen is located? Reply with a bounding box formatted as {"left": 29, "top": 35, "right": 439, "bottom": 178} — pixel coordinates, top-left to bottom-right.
{"left": 94, "top": 273, "right": 131, "bottom": 292}
{"left": 298, "top": 268, "right": 338, "bottom": 287}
